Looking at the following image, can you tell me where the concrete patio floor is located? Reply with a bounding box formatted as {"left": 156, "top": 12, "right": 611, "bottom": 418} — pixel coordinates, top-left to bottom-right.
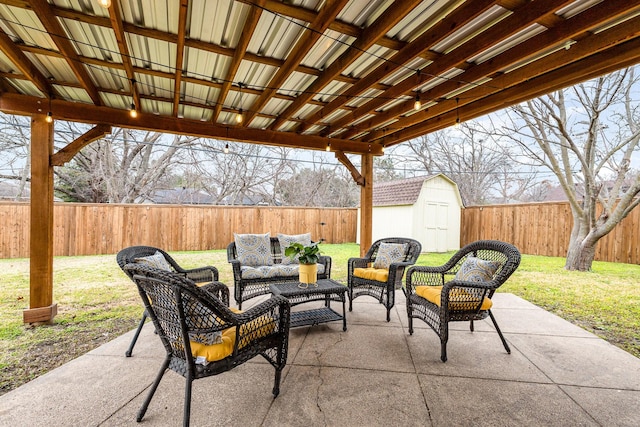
{"left": 1, "top": 291, "right": 639, "bottom": 426}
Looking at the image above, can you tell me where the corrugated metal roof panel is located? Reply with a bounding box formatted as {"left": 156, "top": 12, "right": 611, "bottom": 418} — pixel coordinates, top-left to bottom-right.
{"left": 235, "top": 60, "right": 276, "bottom": 92}
{"left": 27, "top": 54, "right": 76, "bottom": 84}
{"left": 8, "top": 79, "right": 41, "bottom": 98}
{"left": 301, "top": 30, "right": 354, "bottom": 69}
{"left": 1, "top": 8, "right": 55, "bottom": 50}
{"left": 89, "top": 66, "right": 129, "bottom": 93}
{"left": 278, "top": 71, "right": 316, "bottom": 98}
{"left": 431, "top": 5, "right": 509, "bottom": 54}
{"left": 345, "top": 87, "right": 382, "bottom": 108}
{"left": 61, "top": 19, "right": 120, "bottom": 63}
{"left": 343, "top": 45, "right": 392, "bottom": 78}
{"left": 469, "top": 24, "right": 547, "bottom": 65}
{"left": 248, "top": 10, "right": 306, "bottom": 59}
{"left": 262, "top": 97, "right": 291, "bottom": 117}
{"left": 136, "top": 73, "right": 172, "bottom": 100}
{"left": 389, "top": 0, "right": 458, "bottom": 41}
{"left": 339, "top": 0, "right": 390, "bottom": 27}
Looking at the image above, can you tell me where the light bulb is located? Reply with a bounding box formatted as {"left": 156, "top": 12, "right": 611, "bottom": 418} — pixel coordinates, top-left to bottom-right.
{"left": 98, "top": 0, "right": 111, "bottom": 8}
{"left": 45, "top": 111, "right": 53, "bottom": 123}
{"left": 224, "top": 143, "right": 229, "bottom": 154}
{"left": 129, "top": 103, "right": 138, "bottom": 118}
{"left": 326, "top": 142, "right": 331, "bottom": 152}
{"left": 414, "top": 95, "right": 421, "bottom": 111}
{"left": 236, "top": 109, "right": 243, "bottom": 124}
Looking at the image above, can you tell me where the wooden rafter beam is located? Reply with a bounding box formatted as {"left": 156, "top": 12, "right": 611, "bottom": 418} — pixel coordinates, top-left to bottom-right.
{"left": 376, "top": 35, "right": 640, "bottom": 146}
{"left": 324, "top": 0, "right": 574, "bottom": 136}
{"left": 297, "top": 0, "right": 497, "bottom": 134}
{"left": 0, "top": 28, "right": 55, "bottom": 97}
{"left": 0, "top": 92, "right": 383, "bottom": 156}
{"left": 243, "top": 0, "right": 349, "bottom": 125}
{"left": 27, "top": 0, "right": 102, "bottom": 105}
{"left": 355, "top": 0, "right": 640, "bottom": 142}
{"left": 212, "top": 0, "right": 265, "bottom": 122}
{"left": 50, "top": 123, "right": 111, "bottom": 166}
{"left": 172, "top": 0, "right": 189, "bottom": 117}
{"left": 107, "top": 0, "right": 139, "bottom": 111}
{"left": 269, "top": 0, "right": 423, "bottom": 131}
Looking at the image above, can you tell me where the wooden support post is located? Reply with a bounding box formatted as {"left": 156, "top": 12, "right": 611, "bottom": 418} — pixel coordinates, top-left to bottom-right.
{"left": 359, "top": 153, "right": 373, "bottom": 257}
{"left": 24, "top": 115, "right": 57, "bottom": 324}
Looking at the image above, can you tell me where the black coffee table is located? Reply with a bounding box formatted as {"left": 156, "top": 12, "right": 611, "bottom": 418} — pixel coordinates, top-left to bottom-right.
{"left": 270, "top": 279, "right": 347, "bottom": 331}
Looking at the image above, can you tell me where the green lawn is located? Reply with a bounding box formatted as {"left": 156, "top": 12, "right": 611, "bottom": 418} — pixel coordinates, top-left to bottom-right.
{"left": 1, "top": 243, "right": 638, "bottom": 395}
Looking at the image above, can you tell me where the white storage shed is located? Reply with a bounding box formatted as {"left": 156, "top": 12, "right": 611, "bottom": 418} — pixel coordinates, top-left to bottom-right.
{"left": 358, "top": 174, "right": 464, "bottom": 253}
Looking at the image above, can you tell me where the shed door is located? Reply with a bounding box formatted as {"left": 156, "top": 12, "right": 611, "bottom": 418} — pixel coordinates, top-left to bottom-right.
{"left": 425, "top": 202, "right": 449, "bottom": 252}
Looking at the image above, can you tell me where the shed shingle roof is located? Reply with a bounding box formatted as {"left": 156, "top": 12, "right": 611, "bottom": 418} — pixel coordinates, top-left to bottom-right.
{"left": 373, "top": 175, "right": 436, "bottom": 207}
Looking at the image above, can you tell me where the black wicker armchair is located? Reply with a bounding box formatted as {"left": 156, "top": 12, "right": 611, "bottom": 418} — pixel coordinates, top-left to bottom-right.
{"left": 405, "top": 240, "right": 521, "bottom": 362}
{"left": 348, "top": 237, "right": 422, "bottom": 321}
{"left": 123, "top": 263, "right": 290, "bottom": 427}
{"left": 116, "top": 246, "right": 219, "bottom": 357}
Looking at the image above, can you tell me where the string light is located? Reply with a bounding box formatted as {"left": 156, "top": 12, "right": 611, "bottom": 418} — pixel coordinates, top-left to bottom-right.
{"left": 414, "top": 93, "right": 421, "bottom": 111}
{"left": 129, "top": 103, "right": 138, "bottom": 118}
{"left": 223, "top": 143, "right": 229, "bottom": 154}
{"left": 98, "top": 0, "right": 111, "bottom": 8}
{"left": 45, "top": 96, "right": 53, "bottom": 123}
{"left": 236, "top": 83, "right": 244, "bottom": 124}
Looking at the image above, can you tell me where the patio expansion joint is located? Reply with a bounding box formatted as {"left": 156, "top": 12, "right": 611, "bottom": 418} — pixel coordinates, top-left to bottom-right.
{"left": 505, "top": 339, "right": 605, "bottom": 426}
{"left": 400, "top": 314, "right": 435, "bottom": 426}
{"left": 97, "top": 376, "right": 154, "bottom": 426}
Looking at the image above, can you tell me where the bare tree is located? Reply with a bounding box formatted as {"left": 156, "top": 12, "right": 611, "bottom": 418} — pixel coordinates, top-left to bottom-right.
{"left": 502, "top": 66, "right": 640, "bottom": 271}
{"left": 186, "top": 139, "right": 296, "bottom": 205}
{"left": 55, "top": 124, "right": 197, "bottom": 203}
{"left": 0, "top": 114, "right": 32, "bottom": 199}
{"left": 374, "top": 155, "right": 402, "bottom": 182}
{"left": 399, "top": 124, "right": 530, "bottom": 205}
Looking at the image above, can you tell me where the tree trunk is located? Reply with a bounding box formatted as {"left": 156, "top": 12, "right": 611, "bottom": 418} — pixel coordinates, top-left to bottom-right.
{"left": 565, "top": 239, "right": 597, "bottom": 271}
{"left": 564, "top": 213, "right": 598, "bottom": 271}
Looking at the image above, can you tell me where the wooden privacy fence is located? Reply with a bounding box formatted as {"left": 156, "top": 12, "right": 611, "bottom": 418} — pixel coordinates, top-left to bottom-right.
{"left": 461, "top": 201, "right": 640, "bottom": 265}
{"left": 0, "top": 202, "right": 357, "bottom": 259}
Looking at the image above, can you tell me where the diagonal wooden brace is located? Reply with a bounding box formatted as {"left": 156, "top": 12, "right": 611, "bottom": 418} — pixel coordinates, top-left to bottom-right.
{"left": 50, "top": 123, "right": 111, "bottom": 166}
{"left": 335, "top": 150, "right": 365, "bottom": 186}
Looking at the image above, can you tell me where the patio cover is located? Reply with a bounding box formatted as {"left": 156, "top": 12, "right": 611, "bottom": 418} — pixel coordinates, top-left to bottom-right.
{"left": 0, "top": 0, "right": 639, "bottom": 323}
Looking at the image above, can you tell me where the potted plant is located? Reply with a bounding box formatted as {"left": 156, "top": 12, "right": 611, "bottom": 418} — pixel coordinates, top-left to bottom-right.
{"left": 285, "top": 242, "right": 320, "bottom": 284}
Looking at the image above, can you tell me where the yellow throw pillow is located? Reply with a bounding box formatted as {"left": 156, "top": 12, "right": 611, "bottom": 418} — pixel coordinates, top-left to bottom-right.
{"left": 190, "top": 327, "right": 236, "bottom": 362}
{"left": 353, "top": 267, "right": 389, "bottom": 282}
{"left": 189, "top": 313, "right": 275, "bottom": 362}
{"left": 415, "top": 285, "right": 492, "bottom": 311}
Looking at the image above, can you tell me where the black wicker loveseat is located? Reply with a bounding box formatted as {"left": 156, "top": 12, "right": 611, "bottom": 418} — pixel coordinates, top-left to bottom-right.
{"left": 227, "top": 233, "right": 332, "bottom": 309}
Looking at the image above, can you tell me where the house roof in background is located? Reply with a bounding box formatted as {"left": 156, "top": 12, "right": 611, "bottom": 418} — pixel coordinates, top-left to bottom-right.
{"left": 0, "top": 1, "right": 639, "bottom": 155}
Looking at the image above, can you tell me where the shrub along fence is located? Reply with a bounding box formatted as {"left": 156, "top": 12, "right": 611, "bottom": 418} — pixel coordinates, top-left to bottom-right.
{"left": 0, "top": 202, "right": 357, "bottom": 259}
{"left": 461, "top": 201, "right": 640, "bottom": 265}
